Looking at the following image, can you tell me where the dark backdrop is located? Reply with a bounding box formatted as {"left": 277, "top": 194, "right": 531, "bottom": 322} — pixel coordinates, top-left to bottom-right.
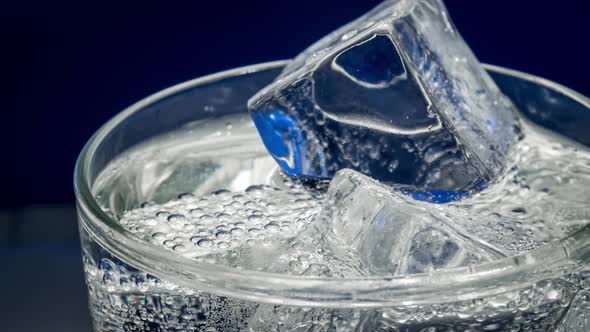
{"left": 0, "top": 1, "right": 588, "bottom": 331}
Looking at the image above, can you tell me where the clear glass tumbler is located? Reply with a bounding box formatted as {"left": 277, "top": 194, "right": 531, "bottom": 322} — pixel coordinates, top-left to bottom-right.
{"left": 75, "top": 60, "right": 590, "bottom": 331}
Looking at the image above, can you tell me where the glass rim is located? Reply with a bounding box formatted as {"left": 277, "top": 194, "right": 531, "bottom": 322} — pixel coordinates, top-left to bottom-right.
{"left": 74, "top": 60, "right": 590, "bottom": 308}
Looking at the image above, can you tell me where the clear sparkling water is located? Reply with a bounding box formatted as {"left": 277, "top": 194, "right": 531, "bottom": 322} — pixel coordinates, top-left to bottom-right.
{"left": 86, "top": 112, "right": 590, "bottom": 331}
{"left": 248, "top": 0, "right": 519, "bottom": 192}
{"left": 83, "top": 2, "right": 589, "bottom": 331}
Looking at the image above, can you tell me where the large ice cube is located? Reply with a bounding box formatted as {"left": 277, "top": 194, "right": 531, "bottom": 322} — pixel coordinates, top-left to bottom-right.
{"left": 249, "top": 0, "right": 519, "bottom": 191}
{"left": 320, "top": 169, "right": 507, "bottom": 275}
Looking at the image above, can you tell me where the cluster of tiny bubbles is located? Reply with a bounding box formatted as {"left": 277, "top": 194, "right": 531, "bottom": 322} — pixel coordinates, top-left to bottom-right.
{"left": 246, "top": 304, "right": 365, "bottom": 331}
{"left": 84, "top": 247, "right": 585, "bottom": 331}
{"left": 85, "top": 256, "right": 175, "bottom": 294}
{"left": 446, "top": 122, "right": 590, "bottom": 255}
{"left": 118, "top": 182, "right": 323, "bottom": 262}
{"left": 273, "top": 215, "right": 368, "bottom": 277}
{"left": 83, "top": 251, "right": 260, "bottom": 331}
{"left": 371, "top": 279, "right": 576, "bottom": 331}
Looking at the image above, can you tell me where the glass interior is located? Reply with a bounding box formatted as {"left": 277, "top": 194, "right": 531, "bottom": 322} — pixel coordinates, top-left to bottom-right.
{"left": 75, "top": 61, "right": 590, "bottom": 307}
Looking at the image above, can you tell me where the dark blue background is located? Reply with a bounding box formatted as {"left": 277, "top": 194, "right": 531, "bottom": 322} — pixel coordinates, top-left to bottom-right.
{"left": 0, "top": 1, "right": 588, "bottom": 331}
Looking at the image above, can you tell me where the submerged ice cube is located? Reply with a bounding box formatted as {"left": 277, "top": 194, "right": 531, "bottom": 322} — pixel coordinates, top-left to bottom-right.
{"left": 249, "top": 0, "right": 519, "bottom": 191}
{"left": 320, "top": 169, "right": 507, "bottom": 275}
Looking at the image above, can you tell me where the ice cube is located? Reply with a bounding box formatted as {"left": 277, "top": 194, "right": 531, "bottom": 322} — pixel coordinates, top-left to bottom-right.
{"left": 320, "top": 169, "right": 507, "bottom": 275}
{"left": 249, "top": 0, "right": 519, "bottom": 191}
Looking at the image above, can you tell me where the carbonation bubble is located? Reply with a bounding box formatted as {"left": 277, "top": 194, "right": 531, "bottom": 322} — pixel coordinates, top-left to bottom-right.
{"left": 196, "top": 239, "right": 213, "bottom": 248}
{"left": 156, "top": 211, "right": 170, "bottom": 218}
{"left": 167, "top": 214, "right": 186, "bottom": 222}
{"left": 215, "top": 231, "right": 230, "bottom": 240}
{"left": 152, "top": 232, "right": 166, "bottom": 241}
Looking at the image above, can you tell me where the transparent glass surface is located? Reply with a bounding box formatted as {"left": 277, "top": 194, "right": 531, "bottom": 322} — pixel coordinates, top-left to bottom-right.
{"left": 75, "top": 61, "right": 590, "bottom": 331}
